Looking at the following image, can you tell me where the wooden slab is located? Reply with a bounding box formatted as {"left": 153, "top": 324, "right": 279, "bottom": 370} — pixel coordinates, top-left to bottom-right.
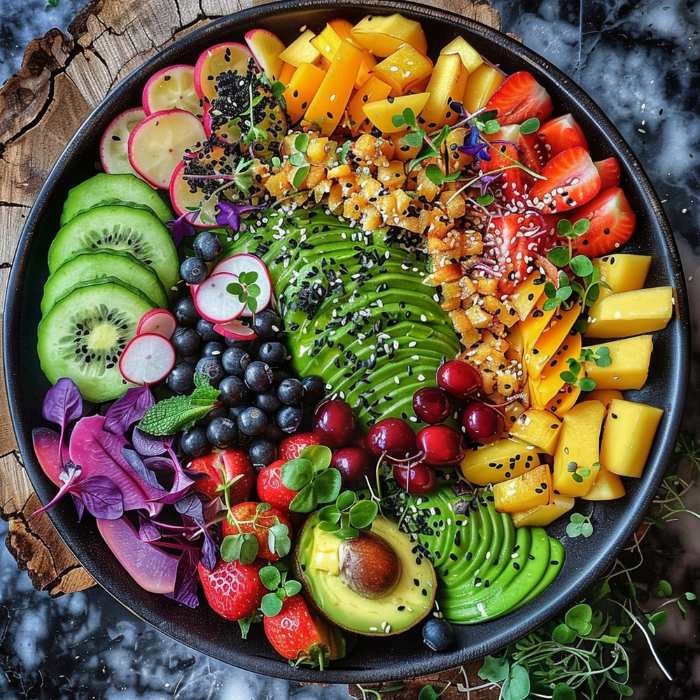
{"left": 0, "top": 0, "right": 501, "bottom": 690}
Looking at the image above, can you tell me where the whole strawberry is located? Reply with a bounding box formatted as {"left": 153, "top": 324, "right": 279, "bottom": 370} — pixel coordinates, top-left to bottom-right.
{"left": 189, "top": 449, "right": 254, "bottom": 503}
{"left": 256, "top": 459, "right": 297, "bottom": 511}
{"left": 279, "top": 432, "right": 321, "bottom": 461}
{"left": 197, "top": 559, "right": 265, "bottom": 621}
{"left": 222, "top": 501, "right": 293, "bottom": 561}
{"left": 263, "top": 594, "right": 345, "bottom": 668}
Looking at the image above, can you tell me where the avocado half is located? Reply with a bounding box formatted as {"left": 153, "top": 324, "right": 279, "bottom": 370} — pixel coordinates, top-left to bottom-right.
{"left": 294, "top": 513, "right": 437, "bottom": 636}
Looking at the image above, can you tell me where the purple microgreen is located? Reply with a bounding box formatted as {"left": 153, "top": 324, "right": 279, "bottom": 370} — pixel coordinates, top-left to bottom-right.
{"left": 167, "top": 211, "right": 198, "bottom": 247}
{"left": 121, "top": 448, "right": 165, "bottom": 491}
{"left": 131, "top": 427, "right": 169, "bottom": 456}
{"left": 42, "top": 378, "right": 83, "bottom": 463}
{"left": 215, "top": 199, "right": 263, "bottom": 232}
{"left": 76, "top": 476, "right": 124, "bottom": 520}
{"left": 138, "top": 517, "right": 162, "bottom": 543}
{"left": 104, "top": 386, "right": 154, "bottom": 436}
{"left": 166, "top": 549, "right": 200, "bottom": 608}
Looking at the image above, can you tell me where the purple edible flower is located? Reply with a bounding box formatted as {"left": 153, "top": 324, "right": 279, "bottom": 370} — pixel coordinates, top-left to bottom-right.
{"left": 215, "top": 200, "right": 262, "bottom": 232}
{"left": 167, "top": 212, "right": 198, "bottom": 247}
{"left": 459, "top": 126, "right": 492, "bottom": 162}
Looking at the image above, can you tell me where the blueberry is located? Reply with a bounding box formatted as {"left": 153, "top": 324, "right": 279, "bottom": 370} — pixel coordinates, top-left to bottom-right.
{"left": 222, "top": 347, "right": 251, "bottom": 376}
{"left": 180, "top": 257, "right": 208, "bottom": 284}
{"left": 195, "top": 356, "right": 225, "bottom": 386}
{"left": 172, "top": 327, "right": 201, "bottom": 356}
{"left": 202, "top": 341, "right": 225, "bottom": 357}
{"left": 166, "top": 362, "right": 195, "bottom": 394}
{"left": 248, "top": 439, "right": 277, "bottom": 468}
{"left": 421, "top": 618, "right": 454, "bottom": 652}
{"left": 237, "top": 406, "right": 268, "bottom": 436}
{"left": 206, "top": 416, "right": 238, "bottom": 449}
{"left": 272, "top": 368, "right": 291, "bottom": 386}
{"left": 180, "top": 426, "right": 209, "bottom": 457}
{"left": 252, "top": 309, "right": 282, "bottom": 339}
{"left": 301, "top": 375, "right": 326, "bottom": 405}
{"left": 244, "top": 361, "right": 274, "bottom": 393}
{"left": 264, "top": 422, "right": 285, "bottom": 442}
{"left": 277, "top": 378, "right": 304, "bottom": 406}
{"left": 173, "top": 297, "right": 198, "bottom": 326}
{"left": 219, "top": 375, "right": 248, "bottom": 407}
{"left": 258, "top": 341, "right": 287, "bottom": 366}
{"left": 276, "top": 406, "right": 303, "bottom": 434}
{"left": 229, "top": 405, "right": 246, "bottom": 421}
{"left": 207, "top": 406, "right": 228, "bottom": 421}
{"left": 193, "top": 231, "right": 222, "bottom": 261}
{"left": 180, "top": 354, "right": 199, "bottom": 366}
{"left": 196, "top": 319, "right": 220, "bottom": 342}
{"left": 256, "top": 392, "right": 281, "bottom": 414}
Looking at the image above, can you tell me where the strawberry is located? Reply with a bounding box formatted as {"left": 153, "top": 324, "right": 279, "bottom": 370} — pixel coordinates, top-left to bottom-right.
{"left": 528, "top": 146, "right": 601, "bottom": 213}
{"left": 257, "top": 459, "right": 298, "bottom": 511}
{"left": 189, "top": 448, "right": 254, "bottom": 503}
{"left": 222, "top": 501, "right": 293, "bottom": 561}
{"left": 594, "top": 157, "right": 621, "bottom": 189}
{"left": 485, "top": 71, "right": 553, "bottom": 126}
{"left": 482, "top": 141, "right": 526, "bottom": 205}
{"left": 537, "top": 114, "right": 588, "bottom": 158}
{"left": 279, "top": 432, "right": 321, "bottom": 461}
{"left": 489, "top": 124, "right": 545, "bottom": 174}
{"left": 198, "top": 559, "right": 265, "bottom": 621}
{"left": 263, "top": 594, "right": 345, "bottom": 668}
{"left": 571, "top": 187, "right": 636, "bottom": 257}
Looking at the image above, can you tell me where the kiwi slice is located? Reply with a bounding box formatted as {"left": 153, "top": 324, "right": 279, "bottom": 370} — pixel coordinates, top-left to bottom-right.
{"left": 41, "top": 249, "right": 168, "bottom": 314}
{"left": 48, "top": 205, "right": 179, "bottom": 292}
{"left": 38, "top": 279, "right": 153, "bottom": 403}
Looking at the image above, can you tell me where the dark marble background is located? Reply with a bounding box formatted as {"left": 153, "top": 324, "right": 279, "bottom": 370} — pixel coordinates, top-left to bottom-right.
{"left": 0, "top": 0, "right": 698, "bottom": 697}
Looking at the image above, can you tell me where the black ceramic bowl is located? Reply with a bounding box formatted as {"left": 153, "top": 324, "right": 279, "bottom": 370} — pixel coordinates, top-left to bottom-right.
{"left": 3, "top": 0, "right": 690, "bottom": 683}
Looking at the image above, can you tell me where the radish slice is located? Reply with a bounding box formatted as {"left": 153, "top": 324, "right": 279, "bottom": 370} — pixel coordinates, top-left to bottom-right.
{"left": 119, "top": 333, "right": 176, "bottom": 385}
{"left": 100, "top": 107, "right": 145, "bottom": 175}
{"left": 168, "top": 160, "right": 217, "bottom": 228}
{"left": 202, "top": 102, "right": 213, "bottom": 137}
{"left": 211, "top": 253, "right": 272, "bottom": 316}
{"left": 213, "top": 319, "right": 257, "bottom": 341}
{"left": 193, "top": 272, "right": 245, "bottom": 323}
{"left": 128, "top": 109, "right": 206, "bottom": 189}
{"left": 200, "top": 98, "right": 242, "bottom": 144}
{"left": 136, "top": 308, "right": 177, "bottom": 339}
{"left": 142, "top": 64, "right": 202, "bottom": 117}
{"left": 245, "top": 29, "right": 285, "bottom": 81}
{"left": 32, "top": 427, "right": 63, "bottom": 487}
{"left": 194, "top": 42, "right": 253, "bottom": 102}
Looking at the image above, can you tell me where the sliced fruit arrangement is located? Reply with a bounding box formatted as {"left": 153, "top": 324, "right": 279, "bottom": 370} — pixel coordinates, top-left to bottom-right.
{"left": 32, "top": 11, "right": 675, "bottom": 670}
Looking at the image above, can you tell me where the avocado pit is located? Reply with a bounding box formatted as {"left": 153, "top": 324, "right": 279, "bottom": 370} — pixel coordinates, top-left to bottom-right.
{"left": 339, "top": 532, "right": 401, "bottom": 599}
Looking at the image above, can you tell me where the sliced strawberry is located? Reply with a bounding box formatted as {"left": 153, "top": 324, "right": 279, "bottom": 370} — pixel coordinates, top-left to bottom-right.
{"left": 483, "top": 140, "right": 526, "bottom": 205}
{"left": 571, "top": 187, "right": 636, "bottom": 257}
{"left": 537, "top": 114, "right": 588, "bottom": 158}
{"left": 490, "top": 124, "right": 545, "bottom": 174}
{"left": 256, "top": 459, "right": 298, "bottom": 511}
{"left": 528, "top": 146, "right": 601, "bottom": 213}
{"left": 279, "top": 432, "right": 321, "bottom": 461}
{"left": 485, "top": 71, "right": 553, "bottom": 126}
{"left": 189, "top": 449, "right": 254, "bottom": 502}
{"left": 222, "top": 501, "right": 293, "bottom": 562}
{"left": 198, "top": 559, "right": 265, "bottom": 621}
{"left": 594, "top": 157, "right": 621, "bottom": 189}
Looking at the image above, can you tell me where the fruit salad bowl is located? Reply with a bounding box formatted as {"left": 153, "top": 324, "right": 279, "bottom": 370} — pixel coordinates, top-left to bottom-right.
{"left": 3, "top": 0, "right": 689, "bottom": 684}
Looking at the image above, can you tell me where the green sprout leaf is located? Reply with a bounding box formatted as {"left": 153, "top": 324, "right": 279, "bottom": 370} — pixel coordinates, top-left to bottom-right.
{"left": 301, "top": 444, "right": 332, "bottom": 472}
{"left": 283, "top": 579, "right": 302, "bottom": 597}
{"left": 336, "top": 490, "right": 357, "bottom": 510}
{"left": 220, "top": 533, "right": 259, "bottom": 564}
{"left": 570, "top": 254, "right": 595, "bottom": 277}
{"left": 565, "top": 603, "right": 593, "bottom": 635}
{"left": 552, "top": 623, "right": 577, "bottom": 644}
{"left": 478, "top": 655, "right": 509, "bottom": 683}
{"left": 349, "top": 500, "right": 379, "bottom": 529}
{"left": 566, "top": 512, "right": 594, "bottom": 538}
{"left": 289, "top": 483, "right": 317, "bottom": 513}
{"left": 312, "top": 467, "right": 342, "bottom": 504}
{"left": 292, "top": 165, "right": 310, "bottom": 189}
{"left": 294, "top": 132, "right": 310, "bottom": 153}
{"left": 259, "top": 565, "right": 282, "bottom": 591}
{"left": 519, "top": 117, "right": 540, "bottom": 135}
{"left": 548, "top": 246, "right": 571, "bottom": 268}
{"left": 261, "top": 591, "right": 283, "bottom": 617}
{"left": 475, "top": 193, "right": 495, "bottom": 207}
{"left": 281, "top": 458, "right": 313, "bottom": 490}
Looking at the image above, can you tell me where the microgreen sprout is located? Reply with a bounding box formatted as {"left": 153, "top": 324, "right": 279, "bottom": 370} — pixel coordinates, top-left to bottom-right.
{"left": 259, "top": 563, "right": 302, "bottom": 617}
{"left": 281, "top": 445, "right": 341, "bottom": 512}
{"left": 227, "top": 269, "right": 262, "bottom": 313}
{"left": 317, "top": 490, "right": 379, "bottom": 540}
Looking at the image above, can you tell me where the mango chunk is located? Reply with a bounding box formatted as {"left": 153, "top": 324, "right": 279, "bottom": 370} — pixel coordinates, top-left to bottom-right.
{"left": 546, "top": 383, "right": 581, "bottom": 416}
{"left": 585, "top": 389, "right": 623, "bottom": 408}
{"left": 279, "top": 29, "right": 321, "bottom": 67}
{"left": 284, "top": 63, "right": 325, "bottom": 123}
{"left": 461, "top": 437, "right": 540, "bottom": 485}
{"left": 372, "top": 44, "right": 433, "bottom": 95}
{"left": 494, "top": 463, "right": 552, "bottom": 513}
{"left": 512, "top": 494, "right": 575, "bottom": 527}
{"left": 311, "top": 22, "right": 375, "bottom": 88}
{"left": 526, "top": 301, "right": 582, "bottom": 380}
{"left": 440, "top": 36, "right": 483, "bottom": 73}
{"left": 510, "top": 272, "right": 547, "bottom": 320}
{"left": 420, "top": 53, "right": 468, "bottom": 128}
{"left": 582, "top": 467, "right": 626, "bottom": 500}
{"left": 363, "top": 92, "right": 431, "bottom": 134}
{"left": 600, "top": 399, "right": 664, "bottom": 478}
{"left": 351, "top": 13, "right": 428, "bottom": 57}
{"left": 463, "top": 63, "right": 505, "bottom": 113}
{"left": 278, "top": 62, "right": 296, "bottom": 84}
{"left": 582, "top": 335, "right": 653, "bottom": 390}
{"left": 508, "top": 409, "right": 562, "bottom": 454}
{"left": 594, "top": 253, "right": 651, "bottom": 299}
{"left": 529, "top": 332, "right": 581, "bottom": 409}
{"left": 347, "top": 76, "right": 392, "bottom": 134}
{"left": 585, "top": 286, "right": 673, "bottom": 339}
{"left": 553, "top": 400, "right": 606, "bottom": 497}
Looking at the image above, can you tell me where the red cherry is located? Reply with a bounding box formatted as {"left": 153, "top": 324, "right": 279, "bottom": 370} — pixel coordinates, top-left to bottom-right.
{"left": 313, "top": 399, "right": 357, "bottom": 447}
{"left": 393, "top": 461, "right": 437, "bottom": 495}
{"left": 417, "top": 424, "right": 464, "bottom": 467}
{"left": 436, "top": 360, "right": 481, "bottom": 400}
{"left": 461, "top": 401, "right": 504, "bottom": 443}
{"left": 412, "top": 387, "right": 452, "bottom": 424}
{"left": 367, "top": 418, "right": 417, "bottom": 458}
{"left": 331, "top": 447, "right": 373, "bottom": 488}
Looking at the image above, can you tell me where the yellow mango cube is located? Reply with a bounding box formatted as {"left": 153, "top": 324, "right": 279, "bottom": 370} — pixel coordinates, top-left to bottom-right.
{"left": 372, "top": 45, "right": 433, "bottom": 95}
{"left": 526, "top": 301, "right": 582, "bottom": 380}
{"left": 582, "top": 467, "right": 626, "bottom": 500}
{"left": 420, "top": 54, "right": 468, "bottom": 128}
{"left": 440, "top": 36, "right": 483, "bottom": 73}
{"left": 363, "top": 92, "right": 431, "bottom": 134}
{"left": 351, "top": 13, "right": 428, "bottom": 57}
{"left": 518, "top": 298, "right": 557, "bottom": 354}
{"left": 546, "top": 383, "right": 581, "bottom": 416}
{"left": 284, "top": 63, "right": 325, "bottom": 123}
{"left": 553, "top": 400, "right": 606, "bottom": 496}
{"left": 346, "top": 76, "right": 392, "bottom": 134}
{"left": 494, "top": 464, "right": 552, "bottom": 513}
{"left": 463, "top": 63, "right": 505, "bottom": 112}
{"left": 594, "top": 253, "right": 651, "bottom": 298}
{"left": 508, "top": 409, "right": 562, "bottom": 454}
{"left": 583, "top": 335, "right": 653, "bottom": 390}
{"left": 510, "top": 272, "right": 547, "bottom": 320}
{"left": 512, "top": 494, "right": 575, "bottom": 527}
{"left": 529, "top": 332, "right": 582, "bottom": 409}
{"left": 585, "top": 286, "right": 673, "bottom": 338}
{"left": 279, "top": 29, "right": 321, "bottom": 67}
{"left": 586, "top": 389, "right": 623, "bottom": 408}
{"left": 600, "top": 399, "right": 664, "bottom": 478}
{"left": 278, "top": 62, "right": 296, "bottom": 84}
{"left": 461, "top": 438, "right": 540, "bottom": 485}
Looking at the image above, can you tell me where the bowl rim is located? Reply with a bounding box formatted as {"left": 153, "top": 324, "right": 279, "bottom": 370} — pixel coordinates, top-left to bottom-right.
{"left": 3, "top": 0, "right": 690, "bottom": 684}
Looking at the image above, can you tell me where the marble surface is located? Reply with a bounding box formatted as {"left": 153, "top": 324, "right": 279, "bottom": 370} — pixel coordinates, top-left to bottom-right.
{"left": 0, "top": 0, "right": 698, "bottom": 697}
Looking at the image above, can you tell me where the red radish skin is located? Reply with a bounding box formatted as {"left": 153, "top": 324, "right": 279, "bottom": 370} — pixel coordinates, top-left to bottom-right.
{"left": 142, "top": 64, "right": 201, "bottom": 117}
{"left": 202, "top": 102, "right": 213, "bottom": 137}
{"left": 193, "top": 272, "right": 246, "bottom": 324}
{"left": 168, "top": 161, "right": 213, "bottom": 228}
{"left": 99, "top": 107, "right": 145, "bottom": 176}
{"left": 128, "top": 109, "right": 206, "bottom": 189}
{"left": 213, "top": 320, "right": 257, "bottom": 341}
{"left": 210, "top": 254, "right": 272, "bottom": 316}
{"left": 136, "top": 308, "right": 177, "bottom": 339}
{"left": 244, "top": 29, "right": 285, "bottom": 80}
{"left": 32, "top": 427, "right": 63, "bottom": 486}
{"left": 194, "top": 43, "right": 253, "bottom": 102}
{"left": 119, "top": 333, "right": 176, "bottom": 385}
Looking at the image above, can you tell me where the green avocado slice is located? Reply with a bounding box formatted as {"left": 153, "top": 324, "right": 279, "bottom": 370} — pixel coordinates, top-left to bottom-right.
{"left": 518, "top": 537, "right": 565, "bottom": 608}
